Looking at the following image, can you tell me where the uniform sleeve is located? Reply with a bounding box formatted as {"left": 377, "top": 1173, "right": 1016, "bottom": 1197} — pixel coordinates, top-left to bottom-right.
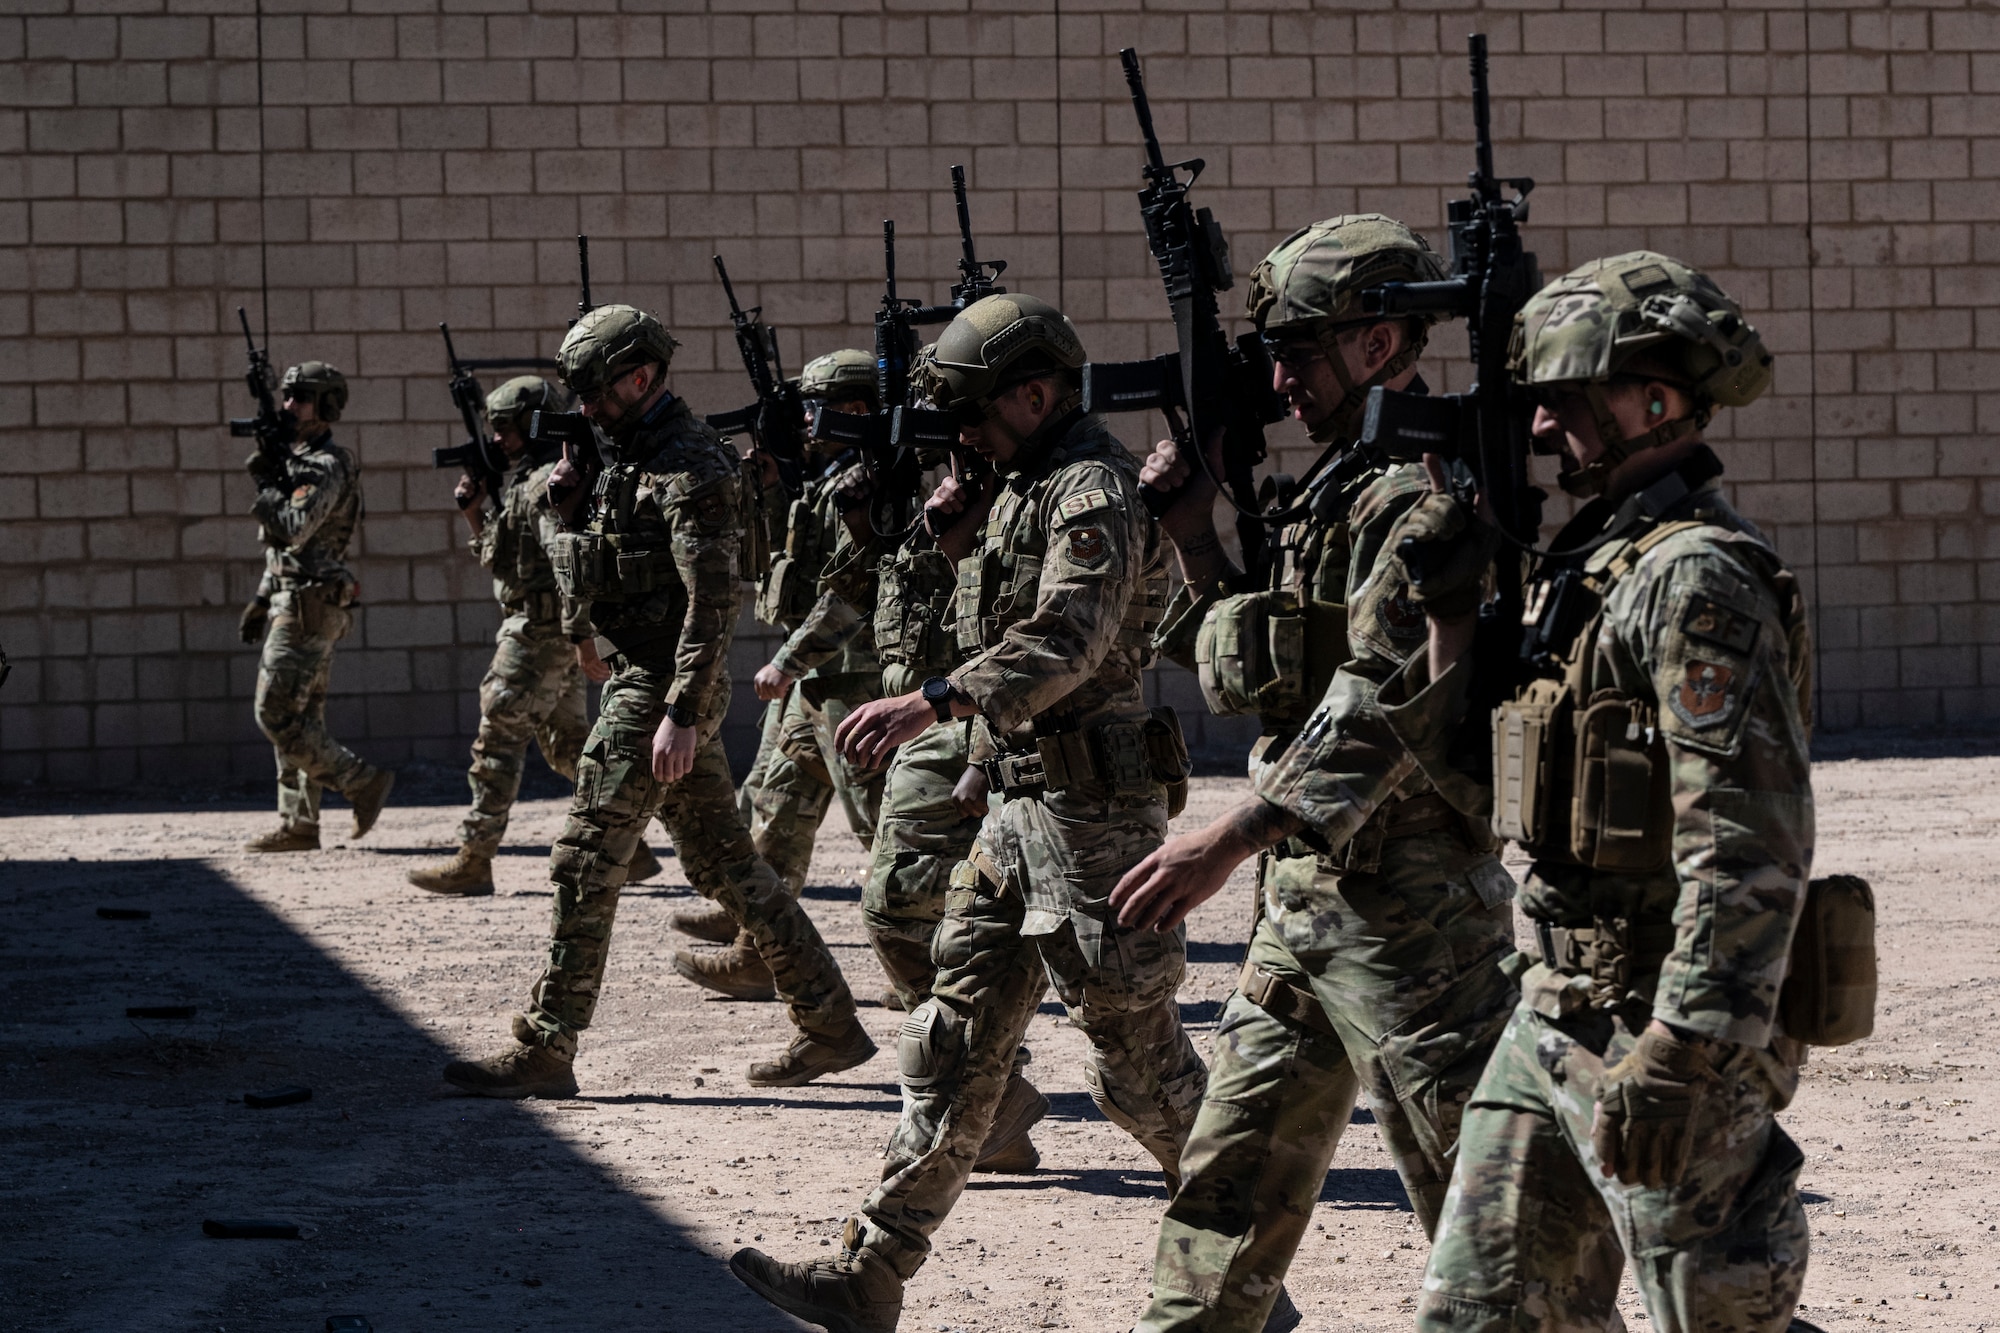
{"left": 951, "top": 461, "right": 1141, "bottom": 735}
{"left": 1152, "top": 580, "right": 1222, "bottom": 672}
{"left": 469, "top": 514, "right": 499, "bottom": 571}
{"left": 663, "top": 469, "right": 745, "bottom": 717}
{"left": 1615, "top": 544, "right": 1813, "bottom": 1048}
{"left": 251, "top": 449, "right": 352, "bottom": 552}
{"left": 1250, "top": 470, "right": 1432, "bottom": 847}
{"left": 772, "top": 591, "right": 864, "bottom": 677}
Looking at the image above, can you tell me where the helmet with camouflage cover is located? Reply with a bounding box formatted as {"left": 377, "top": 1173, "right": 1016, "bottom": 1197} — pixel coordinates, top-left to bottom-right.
{"left": 916, "top": 294, "right": 1086, "bottom": 426}
{"left": 556, "top": 304, "right": 680, "bottom": 399}
{"left": 279, "top": 361, "right": 348, "bottom": 422}
{"left": 484, "top": 375, "right": 557, "bottom": 433}
{"left": 1246, "top": 214, "right": 1451, "bottom": 442}
{"left": 798, "top": 349, "right": 877, "bottom": 407}
{"left": 1511, "top": 251, "right": 1773, "bottom": 496}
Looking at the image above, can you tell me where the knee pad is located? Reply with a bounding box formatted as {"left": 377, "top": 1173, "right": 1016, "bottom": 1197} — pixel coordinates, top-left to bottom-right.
{"left": 897, "top": 998, "right": 963, "bottom": 1094}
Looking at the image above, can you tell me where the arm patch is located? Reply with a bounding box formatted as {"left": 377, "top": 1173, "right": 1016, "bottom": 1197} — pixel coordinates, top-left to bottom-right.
{"left": 1054, "top": 488, "right": 1113, "bottom": 522}
{"left": 1680, "top": 594, "right": 1760, "bottom": 655}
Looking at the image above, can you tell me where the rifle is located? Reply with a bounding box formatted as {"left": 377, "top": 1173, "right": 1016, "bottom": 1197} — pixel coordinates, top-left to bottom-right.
{"left": 1080, "top": 49, "right": 1288, "bottom": 574}
{"left": 576, "top": 234, "right": 593, "bottom": 322}
{"left": 703, "top": 255, "right": 807, "bottom": 494}
{"left": 432, "top": 323, "right": 509, "bottom": 500}
{"left": 1357, "top": 33, "right": 1542, "bottom": 665}
{"left": 226, "top": 306, "right": 298, "bottom": 463}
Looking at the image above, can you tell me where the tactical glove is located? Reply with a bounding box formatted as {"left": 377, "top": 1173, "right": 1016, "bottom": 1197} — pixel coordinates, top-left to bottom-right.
{"left": 239, "top": 597, "right": 270, "bottom": 645}
{"left": 1590, "top": 1024, "right": 1719, "bottom": 1189}
{"left": 1388, "top": 490, "right": 1500, "bottom": 619}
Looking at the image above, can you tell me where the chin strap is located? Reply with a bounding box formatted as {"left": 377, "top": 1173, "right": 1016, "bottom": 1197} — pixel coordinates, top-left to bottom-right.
{"left": 1307, "top": 321, "right": 1431, "bottom": 444}
{"left": 1557, "top": 385, "right": 1711, "bottom": 498}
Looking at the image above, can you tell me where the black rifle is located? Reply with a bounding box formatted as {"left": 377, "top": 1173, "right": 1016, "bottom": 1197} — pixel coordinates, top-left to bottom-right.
{"left": 1082, "top": 49, "right": 1288, "bottom": 574}
{"left": 432, "top": 323, "right": 509, "bottom": 498}
{"left": 1357, "top": 34, "right": 1542, "bottom": 632}
{"left": 704, "top": 255, "right": 807, "bottom": 494}
{"left": 576, "top": 234, "right": 593, "bottom": 321}
{"left": 226, "top": 307, "right": 298, "bottom": 462}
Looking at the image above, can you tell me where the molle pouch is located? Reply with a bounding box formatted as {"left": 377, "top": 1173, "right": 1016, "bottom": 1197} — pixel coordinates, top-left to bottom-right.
{"left": 1491, "top": 677, "right": 1565, "bottom": 847}
{"left": 1780, "top": 873, "right": 1877, "bottom": 1046}
{"left": 1196, "top": 590, "right": 1291, "bottom": 717}
{"left": 1096, "top": 721, "right": 1153, "bottom": 800}
{"left": 1569, "top": 692, "right": 1673, "bottom": 872}
{"left": 1144, "top": 707, "right": 1193, "bottom": 818}
{"left": 954, "top": 550, "right": 1001, "bottom": 654}
{"left": 549, "top": 532, "right": 611, "bottom": 600}
{"left": 614, "top": 546, "right": 666, "bottom": 597}
{"left": 755, "top": 554, "right": 807, "bottom": 626}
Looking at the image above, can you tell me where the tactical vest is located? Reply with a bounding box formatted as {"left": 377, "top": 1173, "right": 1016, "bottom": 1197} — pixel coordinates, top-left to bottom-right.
{"left": 874, "top": 539, "right": 960, "bottom": 695}
{"left": 547, "top": 460, "right": 687, "bottom": 605}
{"left": 1493, "top": 510, "right": 1810, "bottom": 874}
{"left": 755, "top": 464, "right": 840, "bottom": 629}
{"left": 265, "top": 439, "right": 361, "bottom": 593}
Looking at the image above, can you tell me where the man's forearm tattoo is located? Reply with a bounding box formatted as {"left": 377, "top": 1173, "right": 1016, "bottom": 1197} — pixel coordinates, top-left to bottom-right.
{"left": 1179, "top": 529, "right": 1220, "bottom": 560}
{"left": 1224, "top": 798, "right": 1304, "bottom": 855}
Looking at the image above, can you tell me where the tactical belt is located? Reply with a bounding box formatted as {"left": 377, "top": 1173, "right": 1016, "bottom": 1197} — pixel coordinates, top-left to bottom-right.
{"left": 1533, "top": 917, "right": 1680, "bottom": 993}
{"left": 1238, "top": 962, "right": 1337, "bottom": 1039}
{"left": 983, "top": 720, "right": 1155, "bottom": 801}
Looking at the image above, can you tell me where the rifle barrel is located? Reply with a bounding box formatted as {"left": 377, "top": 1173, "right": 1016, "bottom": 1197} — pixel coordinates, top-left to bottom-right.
{"left": 1468, "top": 34, "right": 1496, "bottom": 191}
{"left": 440, "top": 322, "right": 461, "bottom": 370}
{"left": 577, "top": 235, "right": 593, "bottom": 316}
{"left": 952, "top": 165, "right": 978, "bottom": 271}
{"left": 882, "top": 220, "right": 898, "bottom": 304}
{"left": 1119, "top": 49, "right": 1169, "bottom": 176}
{"left": 237, "top": 306, "right": 257, "bottom": 351}
{"left": 715, "top": 254, "right": 745, "bottom": 318}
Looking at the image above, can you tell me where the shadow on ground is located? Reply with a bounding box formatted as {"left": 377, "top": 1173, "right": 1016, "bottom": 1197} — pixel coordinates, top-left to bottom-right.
{"left": 0, "top": 858, "right": 804, "bottom": 1332}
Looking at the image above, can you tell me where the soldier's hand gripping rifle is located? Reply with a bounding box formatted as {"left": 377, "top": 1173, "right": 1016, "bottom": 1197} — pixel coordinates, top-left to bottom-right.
{"left": 227, "top": 307, "right": 298, "bottom": 467}
{"left": 432, "top": 323, "right": 509, "bottom": 504}
{"left": 704, "top": 255, "right": 808, "bottom": 494}
{"left": 1081, "top": 49, "right": 1288, "bottom": 572}
{"left": 1356, "top": 33, "right": 1542, "bottom": 693}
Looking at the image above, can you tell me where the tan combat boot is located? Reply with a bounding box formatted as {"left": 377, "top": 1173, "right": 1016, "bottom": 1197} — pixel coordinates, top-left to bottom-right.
{"left": 442, "top": 1016, "right": 578, "bottom": 1100}
{"left": 347, "top": 768, "right": 395, "bottom": 840}
{"left": 746, "top": 1020, "right": 878, "bottom": 1088}
{"left": 667, "top": 898, "right": 738, "bottom": 944}
{"left": 730, "top": 1219, "right": 905, "bottom": 1333}
{"left": 972, "top": 1068, "right": 1049, "bottom": 1174}
{"left": 627, "top": 839, "right": 664, "bottom": 884}
{"left": 243, "top": 826, "right": 320, "bottom": 853}
{"left": 670, "top": 929, "right": 776, "bottom": 1001}
{"left": 407, "top": 850, "right": 494, "bottom": 897}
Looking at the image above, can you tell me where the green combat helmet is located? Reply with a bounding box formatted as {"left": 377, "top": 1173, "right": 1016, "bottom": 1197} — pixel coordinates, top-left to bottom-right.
{"left": 484, "top": 375, "right": 556, "bottom": 433}
{"left": 1511, "top": 250, "right": 1773, "bottom": 496}
{"left": 279, "top": 361, "right": 349, "bottom": 422}
{"left": 1245, "top": 213, "right": 1450, "bottom": 443}
{"left": 916, "top": 294, "right": 1086, "bottom": 431}
{"left": 798, "top": 349, "right": 877, "bottom": 407}
{"left": 556, "top": 304, "right": 680, "bottom": 400}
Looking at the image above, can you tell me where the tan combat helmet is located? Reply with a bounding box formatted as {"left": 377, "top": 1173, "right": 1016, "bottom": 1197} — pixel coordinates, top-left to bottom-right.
{"left": 798, "top": 349, "right": 877, "bottom": 407}
{"left": 916, "top": 294, "right": 1086, "bottom": 429}
{"left": 1511, "top": 251, "right": 1773, "bottom": 496}
{"left": 279, "top": 361, "right": 349, "bottom": 422}
{"left": 556, "top": 304, "right": 680, "bottom": 399}
{"left": 1245, "top": 214, "right": 1450, "bottom": 442}
{"left": 484, "top": 375, "right": 556, "bottom": 433}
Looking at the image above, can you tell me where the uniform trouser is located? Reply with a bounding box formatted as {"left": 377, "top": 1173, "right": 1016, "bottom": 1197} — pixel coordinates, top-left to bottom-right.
{"left": 1416, "top": 984, "right": 1808, "bottom": 1333}
{"left": 861, "top": 718, "right": 983, "bottom": 1008}
{"left": 458, "top": 613, "right": 589, "bottom": 858}
{"left": 1138, "top": 837, "right": 1519, "bottom": 1333}
{"left": 254, "top": 587, "right": 373, "bottom": 833}
{"left": 519, "top": 666, "right": 857, "bottom": 1057}
{"left": 741, "top": 679, "right": 887, "bottom": 895}
{"left": 854, "top": 783, "right": 1207, "bottom": 1279}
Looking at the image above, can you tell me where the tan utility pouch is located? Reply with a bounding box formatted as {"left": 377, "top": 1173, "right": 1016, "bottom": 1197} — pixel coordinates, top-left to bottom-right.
{"left": 549, "top": 532, "right": 613, "bottom": 600}
{"left": 1492, "top": 677, "right": 1565, "bottom": 846}
{"left": 1195, "top": 590, "right": 1303, "bottom": 717}
{"left": 1144, "top": 706, "right": 1193, "bottom": 818}
{"left": 1569, "top": 693, "right": 1672, "bottom": 871}
{"left": 1780, "top": 874, "right": 1877, "bottom": 1046}
{"left": 755, "top": 553, "right": 810, "bottom": 626}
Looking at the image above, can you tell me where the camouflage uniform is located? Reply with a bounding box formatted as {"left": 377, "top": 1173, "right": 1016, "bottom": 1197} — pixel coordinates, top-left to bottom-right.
{"left": 249, "top": 427, "right": 384, "bottom": 835}
{"left": 516, "top": 310, "right": 861, "bottom": 1062}
{"left": 1137, "top": 217, "right": 1519, "bottom": 1333}
{"left": 1374, "top": 254, "right": 1812, "bottom": 1331}
{"left": 456, "top": 447, "right": 589, "bottom": 858}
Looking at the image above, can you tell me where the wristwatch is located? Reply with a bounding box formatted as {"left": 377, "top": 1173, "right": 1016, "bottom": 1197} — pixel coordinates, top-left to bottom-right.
{"left": 664, "top": 701, "right": 698, "bottom": 728}
{"left": 921, "top": 676, "right": 957, "bottom": 723}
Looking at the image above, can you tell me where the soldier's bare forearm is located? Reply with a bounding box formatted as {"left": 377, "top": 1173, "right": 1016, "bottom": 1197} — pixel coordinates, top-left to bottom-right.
{"left": 1211, "top": 795, "right": 1304, "bottom": 860}
{"left": 1170, "top": 525, "right": 1239, "bottom": 593}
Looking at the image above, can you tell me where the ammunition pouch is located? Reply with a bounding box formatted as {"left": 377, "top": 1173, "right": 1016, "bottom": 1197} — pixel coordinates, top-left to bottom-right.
{"left": 1532, "top": 916, "right": 1679, "bottom": 1004}
{"left": 1143, "top": 706, "right": 1192, "bottom": 819}
{"left": 1492, "top": 678, "right": 1564, "bottom": 847}
{"left": 875, "top": 547, "right": 958, "bottom": 673}
{"left": 549, "top": 532, "right": 673, "bottom": 603}
{"left": 755, "top": 553, "right": 814, "bottom": 627}
{"left": 1195, "top": 589, "right": 1346, "bottom": 722}
{"left": 985, "top": 712, "right": 1183, "bottom": 806}
{"left": 1778, "top": 874, "right": 1876, "bottom": 1047}
{"left": 1570, "top": 693, "right": 1672, "bottom": 872}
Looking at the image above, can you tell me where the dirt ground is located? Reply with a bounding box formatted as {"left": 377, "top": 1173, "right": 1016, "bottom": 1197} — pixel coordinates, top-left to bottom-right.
{"left": 1, "top": 745, "right": 1996, "bottom": 1333}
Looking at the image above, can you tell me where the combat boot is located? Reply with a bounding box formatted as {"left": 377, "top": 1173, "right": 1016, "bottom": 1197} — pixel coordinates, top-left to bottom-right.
{"left": 243, "top": 825, "right": 319, "bottom": 853}
{"left": 628, "top": 839, "right": 663, "bottom": 884}
{"left": 442, "top": 1033, "right": 578, "bottom": 1100}
{"left": 747, "top": 1020, "right": 877, "bottom": 1088}
{"left": 1262, "top": 1287, "right": 1302, "bottom": 1333}
{"left": 972, "top": 1069, "right": 1049, "bottom": 1174}
{"left": 670, "top": 929, "right": 776, "bottom": 1001}
{"left": 668, "top": 898, "right": 738, "bottom": 944}
{"left": 730, "top": 1220, "right": 905, "bottom": 1333}
{"left": 407, "top": 850, "right": 494, "bottom": 897}
{"left": 347, "top": 768, "right": 395, "bottom": 840}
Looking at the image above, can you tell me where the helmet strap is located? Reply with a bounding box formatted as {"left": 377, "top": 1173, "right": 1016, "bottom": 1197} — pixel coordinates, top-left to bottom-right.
{"left": 1557, "top": 383, "right": 1709, "bottom": 497}
{"left": 1307, "top": 321, "right": 1429, "bottom": 444}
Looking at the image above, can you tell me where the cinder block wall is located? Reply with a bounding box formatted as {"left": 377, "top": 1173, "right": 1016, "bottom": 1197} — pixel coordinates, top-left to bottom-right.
{"left": 2, "top": 2, "right": 1993, "bottom": 785}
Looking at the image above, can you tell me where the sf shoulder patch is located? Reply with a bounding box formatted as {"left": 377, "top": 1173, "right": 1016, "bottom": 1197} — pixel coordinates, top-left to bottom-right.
{"left": 1067, "top": 526, "right": 1108, "bottom": 566}
{"left": 290, "top": 483, "right": 317, "bottom": 508}
{"left": 1669, "top": 659, "right": 1737, "bottom": 729}
{"left": 1054, "top": 488, "right": 1113, "bottom": 523}
{"left": 1681, "top": 594, "right": 1760, "bottom": 654}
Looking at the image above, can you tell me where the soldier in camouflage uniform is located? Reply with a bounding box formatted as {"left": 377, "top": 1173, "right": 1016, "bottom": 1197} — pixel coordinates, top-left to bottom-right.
{"left": 731, "top": 294, "right": 1201, "bottom": 1333}
{"left": 407, "top": 375, "right": 660, "bottom": 897}
{"left": 672, "top": 349, "right": 891, "bottom": 997}
{"left": 1371, "top": 253, "right": 1812, "bottom": 1331}
{"left": 1111, "top": 217, "right": 1521, "bottom": 1333}
{"left": 441, "top": 305, "right": 874, "bottom": 1098}
{"left": 238, "top": 360, "right": 395, "bottom": 853}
